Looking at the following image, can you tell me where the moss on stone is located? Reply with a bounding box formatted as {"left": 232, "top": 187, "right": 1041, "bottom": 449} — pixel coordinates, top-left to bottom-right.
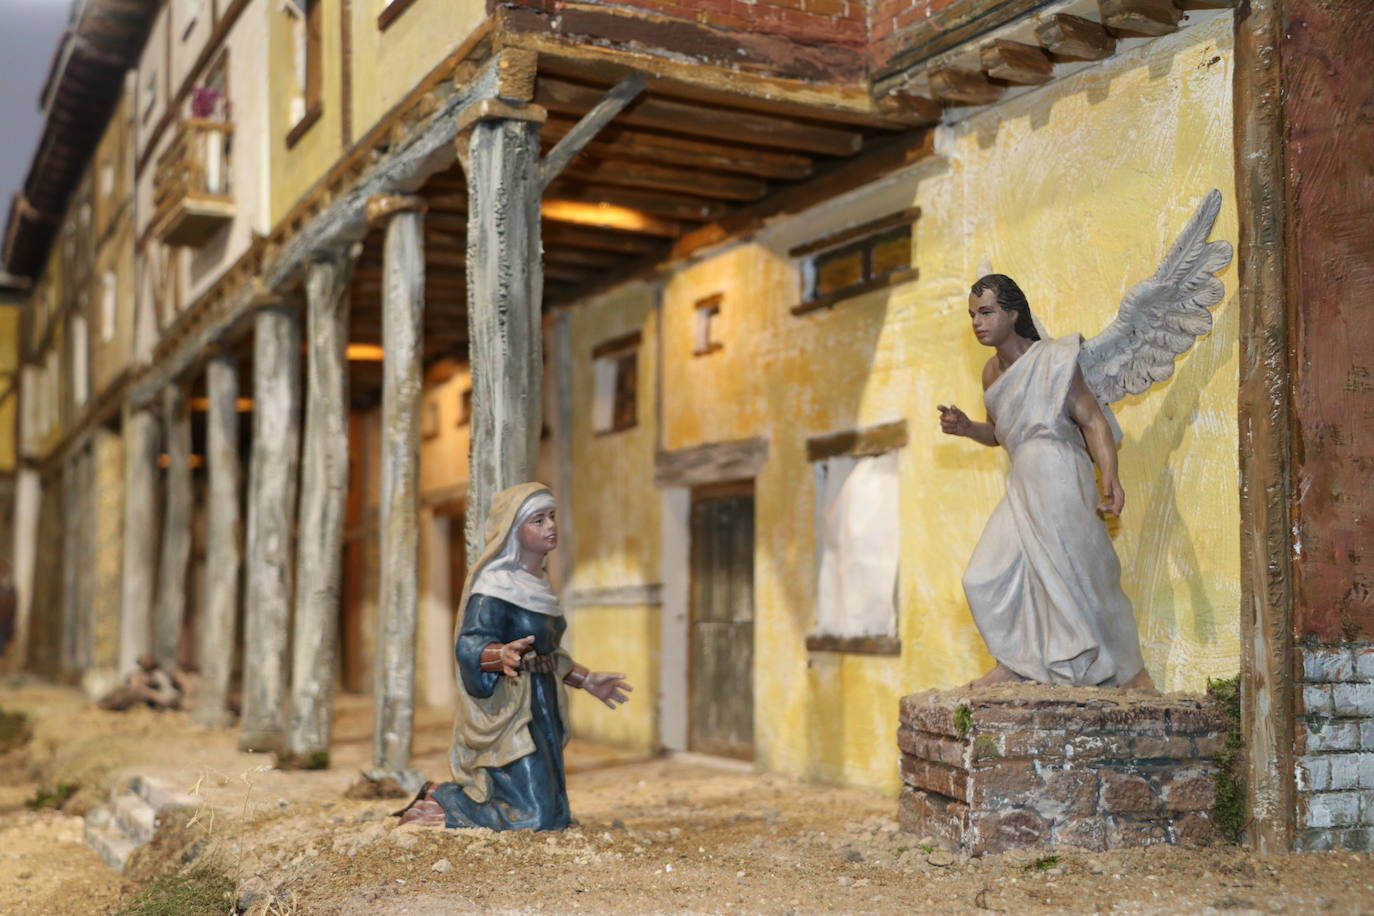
{"left": 973, "top": 733, "right": 1000, "bottom": 759}
{"left": 1206, "top": 674, "right": 1245, "bottom": 843}
{"left": 954, "top": 705, "right": 973, "bottom": 738}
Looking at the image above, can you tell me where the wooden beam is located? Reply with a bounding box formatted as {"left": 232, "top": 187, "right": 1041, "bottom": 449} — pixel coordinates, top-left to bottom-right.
{"left": 543, "top": 202, "right": 684, "bottom": 238}
{"left": 560, "top": 159, "right": 768, "bottom": 202}
{"left": 542, "top": 116, "right": 815, "bottom": 180}
{"left": 543, "top": 182, "right": 731, "bottom": 222}
{"left": 118, "top": 407, "right": 160, "bottom": 675}
{"left": 193, "top": 353, "right": 239, "bottom": 728}
{"left": 154, "top": 384, "right": 192, "bottom": 669}
{"left": 873, "top": 0, "right": 1052, "bottom": 87}
{"left": 874, "top": 92, "right": 943, "bottom": 127}
{"left": 535, "top": 77, "right": 863, "bottom": 157}
{"left": 1034, "top": 13, "right": 1117, "bottom": 62}
{"left": 541, "top": 246, "right": 624, "bottom": 269}
{"left": 980, "top": 39, "right": 1055, "bottom": 85}
{"left": 1099, "top": 0, "right": 1182, "bottom": 37}
{"left": 928, "top": 68, "right": 1005, "bottom": 106}
{"left": 543, "top": 223, "right": 666, "bottom": 255}
{"left": 543, "top": 262, "right": 599, "bottom": 283}
{"left": 1233, "top": 0, "right": 1294, "bottom": 854}
{"left": 540, "top": 74, "right": 645, "bottom": 190}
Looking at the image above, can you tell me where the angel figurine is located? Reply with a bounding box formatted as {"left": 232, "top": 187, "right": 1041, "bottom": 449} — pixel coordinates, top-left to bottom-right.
{"left": 937, "top": 190, "right": 1232, "bottom": 690}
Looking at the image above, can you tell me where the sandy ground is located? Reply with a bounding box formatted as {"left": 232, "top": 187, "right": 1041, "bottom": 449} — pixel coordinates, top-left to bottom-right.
{"left": 1, "top": 678, "right": 1372, "bottom": 916}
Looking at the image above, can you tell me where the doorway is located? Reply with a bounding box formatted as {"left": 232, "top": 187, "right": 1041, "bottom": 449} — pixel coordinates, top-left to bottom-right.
{"left": 687, "top": 481, "right": 755, "bottom": 760}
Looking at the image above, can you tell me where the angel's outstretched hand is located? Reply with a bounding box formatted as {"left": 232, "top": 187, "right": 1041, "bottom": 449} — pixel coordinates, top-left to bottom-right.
{"left": 1098, "top": 476, "right": 1125, "bottom": 516}
{"left": 937, "top": 404, "right": 971, "bottom": 437}
{"left": 583, "top": 672, "right": 633, "bottom": 710}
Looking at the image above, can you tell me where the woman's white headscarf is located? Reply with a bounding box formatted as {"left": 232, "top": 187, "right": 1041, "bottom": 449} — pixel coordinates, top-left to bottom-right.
{"left": 468, "top": 489, "right": 562, "bottom": 617}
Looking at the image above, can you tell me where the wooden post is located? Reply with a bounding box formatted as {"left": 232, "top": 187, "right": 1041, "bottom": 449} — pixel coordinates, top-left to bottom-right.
{"left": 285, "top": 253, "right": 355, "bottom": 764}
{"left": 155, "top": 384, "right": 193, "bottom": 669}
{"left": 462, "top": 88, "right": 547, "bottom": 564}
{"left": 59, "top": 456, "right": 80, "bottom": 678}
{"left": 118, "top": 407, "right": 160, "bottom": 675}
{"left": 366, "top": 194, "right": 426, "bottom": 787}
{"left": 195, "top": 352, "right": 241, "bottom": 728}
{"left": 1233, "top": 0, "right": 1296, "bottom": 852}
{"left": 240, "top": 305, "right": 302, "bottom": 753}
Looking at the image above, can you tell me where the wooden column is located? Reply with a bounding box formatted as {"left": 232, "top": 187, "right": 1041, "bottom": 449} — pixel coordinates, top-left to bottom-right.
{"left": 155, "top": 384, "right": 192, "bottom": 669}
{"left": 118, "top": 407, "right": 160, "bottom": 675}
{"left": 366, "top": 194, "right": 426, "bottom": 787}
{"left": 195, "top": 352, "right": 241, "bottom": 728}
{"left": 1234, "top": 0, "right": 1296, "bottom": 853}
{"left": 462, "top": 93, "right": 547, "bottom": 563}
{"left": 285, "top": 253, "right": 354, "bottom": 764}
{"left": 240, "top": 305, "right": 302, "bottom": 752}
{"left": 59, "top": 456, "right": 80, "bottom": 678}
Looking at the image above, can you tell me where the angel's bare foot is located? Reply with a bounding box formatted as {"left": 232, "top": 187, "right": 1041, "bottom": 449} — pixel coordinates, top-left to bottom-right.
{"left": 1120, "top": 668, "right": 1159, "bottom": 694}
{"left": 967, "top": 663, "right": 1027, "bottom": 688}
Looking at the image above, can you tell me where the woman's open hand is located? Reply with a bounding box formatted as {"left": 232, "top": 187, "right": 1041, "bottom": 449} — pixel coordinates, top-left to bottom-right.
{"left": 498, "top": 635, "right": 536, "bottom": 677}
{"left": 583, "top": 672, "right": 633, "bottom": 709}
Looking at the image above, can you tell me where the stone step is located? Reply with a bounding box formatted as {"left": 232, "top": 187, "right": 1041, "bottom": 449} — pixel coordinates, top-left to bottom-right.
{"left": 84, "top": 812, "right": 138, "bottom": 872}
{"left": 112, "top": 790, "right": 158, "bottom": 845}
{"left": 128, "top": 774, "right": 196, "bottom": 811}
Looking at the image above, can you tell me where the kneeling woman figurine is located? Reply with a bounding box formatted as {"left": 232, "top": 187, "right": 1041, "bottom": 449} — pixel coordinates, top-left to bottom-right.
{"left": 400, "top": 483, "right": 631, "bottom": 830}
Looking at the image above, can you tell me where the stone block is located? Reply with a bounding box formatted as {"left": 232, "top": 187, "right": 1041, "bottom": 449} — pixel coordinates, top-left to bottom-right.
{"left": 1303, "top": 646, "right": 1355, "bottom": 683}
{"left": 1193, "top": 734, "right": 1225, "bottom": 758}
{"left": 1354, "top": 646, "right": 1374, "bottom": 682}
{"left": 899, "top": 693, "right": 958, "bottom": 736}
{"left": 1328, "top": 753, "right": 1363, "bottom": 791}
{"left": 1306, "top": 791, "right": 1362, "bottom": 828}
{"left": 1363, "top": 721, "right": 1374, "bottom": 751}
{"left": 900, "top": 755, "right": 969, "bottom": 802}
{"left": 1295, "top": 827, "right": 1336, "bottom": 852}
{"left": 1162, "top": 704, "right": 1225, "bottom": 736}
{"left": 1053, "top": 816, "right": 1108, "bottom": 851}
{"left": 1106, "top": 818, "right": 1169, "bottom": 849}
{"left": 897, "top": 786, "right": 967, "bottom": 847}
{"left": 1129, "top": 734, "right": 1195, "bottom": 759}
{"left": 1298, "top": 755, "right": 1330, "bottom": 793}
{"left": 1170, "top": 811, "right": 1216, "bottom": 845}
{"left": 1332, "top": 683, "right": 1374, "bottom": 717}
{"left": 1039, "top": 766, "right": 1098, "bottom": 817}
{"left": 1100, "top": 771, "right": 1158, "bottom": 814}
{"left": 1359, "top": 754, "right": 1374, "bottom": 790}
{"left": 969, "top": 759, "right": 1039, "bottom": 805}
{"left": 898, "top": 726, "right": 967, "bottom": 768}
{"left": 1160, "top": 771, "right": 1217, "bottom": 812}
{"left": 969, "top": 807, "right": 1050, "bottom": 855}
{"left": 1304, "top": 719, "right": 1360, "bottom": 753}
{"left": 1301, "top": 684, "right": 1333, "bottom": 716}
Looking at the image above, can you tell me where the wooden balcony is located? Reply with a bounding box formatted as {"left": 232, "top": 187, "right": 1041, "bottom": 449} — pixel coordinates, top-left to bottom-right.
{"left": 152, "top": 118, "right": 235, "bottom": 247}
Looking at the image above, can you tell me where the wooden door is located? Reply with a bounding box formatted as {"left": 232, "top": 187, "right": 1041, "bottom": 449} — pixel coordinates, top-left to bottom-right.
{"left": 688, "top": 484, "right": 755, "bottom": 759}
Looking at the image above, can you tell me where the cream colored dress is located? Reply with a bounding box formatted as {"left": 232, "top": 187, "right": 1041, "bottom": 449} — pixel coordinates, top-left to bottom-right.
{"left": 962, "top": 336, "right": 1146, "bottom": 686}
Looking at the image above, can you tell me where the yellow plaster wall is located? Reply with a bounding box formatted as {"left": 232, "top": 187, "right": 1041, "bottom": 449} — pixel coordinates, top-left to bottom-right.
{"left": 349, "top": 0, "right": 486, "bottom": 143}
{"left": 268, "top": 1, "right": 345, "bottom": 223}
{"left": 563, "top": 282, "right": 662, "bottom": 752}
{"left": 571, "top": 16, "right": 1240, "bottom": 792}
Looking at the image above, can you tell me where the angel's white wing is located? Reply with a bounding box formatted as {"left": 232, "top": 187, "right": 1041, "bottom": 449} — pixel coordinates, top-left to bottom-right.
{"left": 1079, "top": 189, "right": 1233, "bottom": 405}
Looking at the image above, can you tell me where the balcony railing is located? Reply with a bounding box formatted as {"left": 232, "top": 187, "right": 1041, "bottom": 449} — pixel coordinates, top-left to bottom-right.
{"left": 152, "top": 118, "right": 235, "bottom": 247}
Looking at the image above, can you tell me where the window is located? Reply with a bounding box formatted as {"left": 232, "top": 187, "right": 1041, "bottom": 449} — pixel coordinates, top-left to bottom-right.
{"left": 284, "top": 0, "right": 323, "bottom": 146}
{"left": 101, "top": 271, "right": 117, "bottom": 343}
{"left": 805, "top": 420, "right": 908, "bottom": 655}
{"left": 457, "top": 386, "right": 472, "bottom": 427}
{"left": 791, "top": 207, "right": 920, "bottom": 316}
{"left": 591, "top": 331, "right": 640, "bottom": 434}
{"left": 99, "top": 162, "right": 115, "bottom": 200}
{"left": 71, "top": 315, "right": 89, "bottom": 407}
{"left": 693, "top": 293, "right": 723, "bottom": 356}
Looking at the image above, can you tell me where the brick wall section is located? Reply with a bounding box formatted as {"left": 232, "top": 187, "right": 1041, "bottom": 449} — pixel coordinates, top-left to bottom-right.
{"left": 869, "top": 0, "right": 963, "bottom": 71}
{"left": 1295, "top": 644, "right": 1374, "bottom": 852}
{"left": 898, "top": 688, "right": 1226, "bottom": 855}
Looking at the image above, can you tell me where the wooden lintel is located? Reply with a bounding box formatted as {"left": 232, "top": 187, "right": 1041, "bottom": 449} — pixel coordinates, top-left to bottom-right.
{"left": 928, "top": 68, "right": 1004, "bottom": 107}
{"left": 654, "top": 436, "right": 770, "bottom": 488}
{"left": 453, "top": 97, "right": 549, "bottom": 138}
{"left": 540, "top": 74, "right": 646, "bottom": 191}
{"left": 980, "top": 39, "right": 1055, "bottom": 85}
{"left": 1035, "top": 14, "right": 1117, "bottom": 61}
{"left": 806, "top": 419, "right": 909, "bottom": 462}
{"left": 1099, "top": 0, "right": 1183, "bottom": 37}
{"left": 789, "top": 207, "right": 921, "bottom": 258}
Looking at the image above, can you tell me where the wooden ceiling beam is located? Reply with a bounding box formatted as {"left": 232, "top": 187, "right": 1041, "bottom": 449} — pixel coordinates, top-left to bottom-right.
{"left": 535, "top": 77, "right": 863, "bottom": 158}
{"left": 543, "top": 224, "right": 667, "bottom": 255}
{"left": 560, "top": 159, "right": 768, "bottom": 202}
{"left": 543, "top": 182, "right": 731, "bottom": 222}
{"left": 1035, "top": 13, "right": 1117, "bottom": 61}
{"left": 541, "top": 116, "right": 815, "bottom": 180}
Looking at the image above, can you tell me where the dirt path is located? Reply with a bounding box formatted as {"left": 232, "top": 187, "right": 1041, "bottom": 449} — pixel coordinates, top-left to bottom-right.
{"left": 1, "top": 680, "right": 1371, "bottom": 915}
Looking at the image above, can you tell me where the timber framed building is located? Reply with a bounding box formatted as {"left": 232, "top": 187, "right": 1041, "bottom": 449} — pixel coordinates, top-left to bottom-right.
{"left": 2, "top": 0, "right": 1370, "bottom": 853}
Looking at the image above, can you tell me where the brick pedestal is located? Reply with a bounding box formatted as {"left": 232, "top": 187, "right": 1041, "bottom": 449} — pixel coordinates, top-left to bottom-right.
{"left": 897, "top": 686, "right": 1226, "bottom": 855}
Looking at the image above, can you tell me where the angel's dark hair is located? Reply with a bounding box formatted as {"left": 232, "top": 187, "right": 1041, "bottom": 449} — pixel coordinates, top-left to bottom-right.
{"left": 971, "top": 274, "right": 1040, "bottom": 341}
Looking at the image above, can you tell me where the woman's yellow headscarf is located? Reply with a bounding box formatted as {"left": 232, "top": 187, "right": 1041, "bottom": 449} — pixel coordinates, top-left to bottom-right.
{"left": 448, "top": 483, "right": 573, "bottom": 803}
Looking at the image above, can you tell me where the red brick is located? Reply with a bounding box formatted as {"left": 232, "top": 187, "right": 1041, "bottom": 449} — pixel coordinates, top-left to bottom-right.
{"left": 898, "top": 786, "right": 969, "bottom": 845}
{"left": 901, "top": 756, "right": 969, "bottom": 801}
{"left": 1099, "top": 771, "right": 1158, "bottom": 814}
{"left": 970, "top": 705, "right": 1035, "bottom": 730}
{"left": 871, "top": 19, "right": 895, "bottom": 41}
{"left": 894, "top": 4, "right": 927, "bottom": 29}
{"left": 898, "top": 726, "right": 968, "bottom": 768}
{"left": 700, "top": 10, "right": 752, "bottom": 29}
{"left": 805, "top": 0, "right": 845, "bottom": 16}
{"left": 1041, "top": 767, "right": 1098, "bottom": 817}
{"left": 1160, "top": 773, "right": 1216, "bottom": 812}
{"left": 1055, "top": 816, "right": 1109, "bottom": 851}
{"left": 970, "top": 807, "right": 1050, "bottom": 855}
